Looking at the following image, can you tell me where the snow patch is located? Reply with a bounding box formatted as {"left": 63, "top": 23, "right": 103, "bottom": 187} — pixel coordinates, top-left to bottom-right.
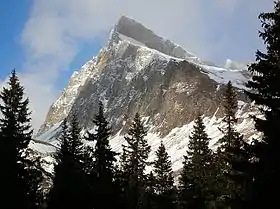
{"left": 199, "top": 64, "right": 248, "bottom": 89}
{"left": 119, "top": 34, "right": 146, "bottom": 47}
{"left": 36, "top": 122, "right": 62, "bottom": 141}
{"left": 36, "top": 105, "right": 256, "bottom": 174}
{"left": 29, "top": 141, "right": 56, "bottom": 153}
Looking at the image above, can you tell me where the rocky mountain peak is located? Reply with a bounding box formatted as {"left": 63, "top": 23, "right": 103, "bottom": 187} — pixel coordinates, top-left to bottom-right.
{"left": 108, "top": 16, "right": 201, "bottom": 63}
{"left": 34, "top": 16, "right": 257, "bottom": 174}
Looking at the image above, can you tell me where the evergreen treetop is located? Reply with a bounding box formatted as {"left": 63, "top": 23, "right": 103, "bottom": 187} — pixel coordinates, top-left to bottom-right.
{"left": 187, "top": 115, "right": 212, "bottom": 166}
{"left": 123, "top": 112, "right": 151, "bottom": 182}
{"left": 214, "top": 81, "right": 253, "bottom": 209}
{"left": 0, "top": 70, "right": 43, "bottom": 209}
{"left": 218, "top": 81, "right": 240, "bottom": 150}
{"left": 47, "top": 116, "right": 92, "bottom": 209}
{"left": 245, "top": 2, "right": 280, "bottom": 208}
{"left": 179, "top": 114, "right": 214, "bottom": 209}
{"left": 121, "top": 112, "right": 151, "bottom": 209}
{"left": 84, "top": 101, "right": 116, "bottom": 178}
{"left": 0, "top": 69, "right": 33, "bottom": 151}
{"left": 84, "top": 102, "right": 120, "bottom": 209}
{"left": 154, "top": 140, "right": 174, "bottom": 195}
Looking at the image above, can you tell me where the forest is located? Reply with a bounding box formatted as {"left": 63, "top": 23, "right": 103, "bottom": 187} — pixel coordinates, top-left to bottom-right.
{"left": 0, "top": 2, "right": 279, "bottom": 209}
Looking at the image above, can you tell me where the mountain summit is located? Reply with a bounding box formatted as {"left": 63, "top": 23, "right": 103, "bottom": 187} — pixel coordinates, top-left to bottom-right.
{"left": 35, "top": 16, "right": 256, "bottom": 172}
{"left": 111, "top": 16, "right": 199, "bottom": 61}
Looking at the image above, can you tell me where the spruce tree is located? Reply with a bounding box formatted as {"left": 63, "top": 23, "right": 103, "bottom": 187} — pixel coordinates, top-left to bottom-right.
{"left": 154, "top": 141, "right": 174, "bottom": 194}
{"left": 0, "top": 70, "right": 43, "bottom": 209}
{"left": 146, "top": 171, "right": 157, "bottom": 196}
{"left": 178, "top": 115, "right": 215, "bottom": 209}
{"left": 217, "top": 81, "right": 240, "bottom": 151}
{"left": 216, "top": 81, "right": 250, "bottom": 208}
{"left": 245, "top": 2, "right": 280, "bottom": 208}
{"left": 47, "top": 117, "right": 91, "bottom": 209}
{"left": 84, "top": 101, "right": 119, "bottom": 209}
{"left": 153, "top": 141, "right": 176, "bottom": 209}
{"left": 121, "top": 113, "right": 151, "bottom": 209}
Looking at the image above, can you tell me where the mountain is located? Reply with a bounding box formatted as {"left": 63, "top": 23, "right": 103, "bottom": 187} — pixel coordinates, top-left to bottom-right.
{"left": 34, "top": 16, "right": 258, "bottom": 173}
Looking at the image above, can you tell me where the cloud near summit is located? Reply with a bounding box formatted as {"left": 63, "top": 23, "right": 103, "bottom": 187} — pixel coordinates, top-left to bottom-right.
{"left": 19, "top": 0, "right": 273, "bottom": 131}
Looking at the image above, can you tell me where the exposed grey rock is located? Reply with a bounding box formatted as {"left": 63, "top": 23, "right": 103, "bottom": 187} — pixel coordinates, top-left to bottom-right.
{"left": 34, "top": 16, "right": 257, "bottom": 174}
{"left": 38, "top": 16, "right": 251, "bottom": 138}
{"left": 114, "top": 16, "right": 197, "bottom": 60}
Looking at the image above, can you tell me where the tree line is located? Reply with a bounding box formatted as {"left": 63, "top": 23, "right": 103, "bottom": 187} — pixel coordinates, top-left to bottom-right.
{"left": 1, "top": 2, "right": 279, "bottom": 209}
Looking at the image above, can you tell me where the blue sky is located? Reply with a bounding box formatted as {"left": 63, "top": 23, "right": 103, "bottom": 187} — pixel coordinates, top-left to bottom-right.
{"left": 0, "top": 0, "right": 275, "bottom": 130}
{"left": 0, "top": 0, "right": 30, "bottom": 79}
{"left": 0, "top": 0, "right": 102, "bottom": 88}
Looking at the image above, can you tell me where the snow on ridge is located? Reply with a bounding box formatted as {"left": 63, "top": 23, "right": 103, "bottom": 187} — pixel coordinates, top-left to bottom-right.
{"left": 34, "top": 102, "right": 256, "bottom": 173}
{"left": 36, "top": 122, "right": 62, "bottom": 141}
{"left": 110, "top": 102, "right": 255, "bottom": 172}
{"left": 198, "top": 64, "right": 249, "bottom": 89}
{"left": 106, "top": 16, "right": 250, "bottom": 89}
{"left": 119, "top": 34, "right": 147, "bottom": 47}
{"left": 29, "top": 140, "right": 56, "bottom": 154}
{"left": 224, "top": 59, "right": 248, "bottom": 71}
{"left": 114, "top": 31, "right": 249, "bottom": 89}
{"left": 115, "top": 16, "right": 200, "bottom": 62}
{"left": 113, "top": 36, "right": 182, "bottom": 82}
{"left": 118, "top": 33, "right": 183, "bottom": 62}
{"left": 107, "top": 20, "right": 249, "bottom": 89}
{"left": 118, "top": 32, "right": 195, "bottom": 64}
{"left": 120, "top": 31, "right": 197, "bottom": 61}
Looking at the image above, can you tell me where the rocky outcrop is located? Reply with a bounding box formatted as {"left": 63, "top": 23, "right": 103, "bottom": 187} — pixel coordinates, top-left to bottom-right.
{"left": 38, "top": 16, "right": 250, "bottom": 137}
{"left": 35, "top": 16, "right": 256, "bottom": 172}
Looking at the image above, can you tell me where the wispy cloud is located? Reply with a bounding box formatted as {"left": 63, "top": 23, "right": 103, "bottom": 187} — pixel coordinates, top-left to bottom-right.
{"left": 18, "top": 0, "right": 273, "bottom": 131}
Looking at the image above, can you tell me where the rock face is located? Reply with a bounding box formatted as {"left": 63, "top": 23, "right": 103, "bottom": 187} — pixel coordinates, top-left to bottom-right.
{"left": 113, "top": 16, "right": 199, "bottom": 61}
{"left": 36, "top": 16, "right": 257, "bottom": 172}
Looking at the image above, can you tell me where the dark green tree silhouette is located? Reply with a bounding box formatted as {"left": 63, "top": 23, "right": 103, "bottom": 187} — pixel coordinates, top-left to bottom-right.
{"left": 245, "top": 2, "right": 280, "bottom": 209}
{"left": 215, "top": 81, "right": 251, "bottom": 209}
{"left": 84, "top": 102, "right": 119, "bottom": 209}
{"left": 178, "top": 115, "right": 215, "bottom": 209}
{"left": 47, "top": 117, "right": 91, "bottom": 209}
{"left": 0, "top": 70, "right": 43, "bottom": 209}
{"left": 153, "top": 141, "right": 176, "bottom": 209}
{"left": 121, "top": 113, "right": 151, "bottom": 209}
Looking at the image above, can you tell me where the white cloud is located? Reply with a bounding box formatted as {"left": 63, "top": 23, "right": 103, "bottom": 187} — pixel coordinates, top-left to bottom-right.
{"left": 19, "top": 0, "right": 274, "bottom": 132}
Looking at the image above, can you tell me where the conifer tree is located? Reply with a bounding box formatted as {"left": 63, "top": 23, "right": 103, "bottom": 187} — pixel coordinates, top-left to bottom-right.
{"left": 0, "top": 70, "right": 43, "bottom": 209}
{"left": 153, "top": 141, "right": 176, "bottom": 209}
{"left": 146, "top": 172, "right": 157, "bottom": 196}
{"left": 245, "top": 2, "right": 280, "bottom": 208}
{"left": 178, "top": 115, "right": 215, "bottom": 209}
{"left": 154, "top": 141, "right": 174, "bottom": 194}
{"left": 218, "top": 81, "right": 240, "bottom": 151}
{"left": 47, "top": 117, "right": 91, "bottom": 209}
{"left": 216, "top": 81, "right": 250, "bottom": 208}
{"left": 121, "top": 113, "right": 151, "bottom": 209}
{"left": 84, "top": 101, "right": 119, "bottom": 209}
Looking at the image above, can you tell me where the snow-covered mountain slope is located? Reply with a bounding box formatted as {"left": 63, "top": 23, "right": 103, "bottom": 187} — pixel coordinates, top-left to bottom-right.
{"left": 33, "top": 16, "right": 257, "bottom": 174}
{"left": 224, "top": 59, "right": 249, "bottom": 71}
